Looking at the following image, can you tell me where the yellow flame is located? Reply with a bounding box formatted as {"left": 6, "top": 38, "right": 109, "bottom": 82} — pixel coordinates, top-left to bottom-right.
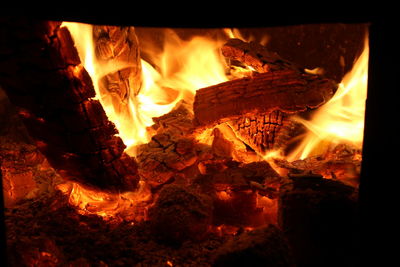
{"left": 62, "top": 23, "right": 230, "bottom": 155}
{"left": 223, "top": 28, "right": 269, "bottom": 46}
{"left": 287, "top": 36, "right": 369, "bottom": 161}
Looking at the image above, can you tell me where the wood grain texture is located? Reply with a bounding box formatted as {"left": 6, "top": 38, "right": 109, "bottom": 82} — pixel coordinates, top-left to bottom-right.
{"left": 194, "top": 69, "right": 337, "bottom": 128}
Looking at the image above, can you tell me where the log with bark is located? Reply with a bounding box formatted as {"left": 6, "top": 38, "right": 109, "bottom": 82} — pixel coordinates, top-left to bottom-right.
{"left": 193, "top": 39, "right": 337, "bottom": 155}
{"left": 222, "top": 38, "right": 302, "bottom": 73}
{"left": 193, "top": 69, "right": 336, "bottom": 153}
{"left": 194, "top": 69, "right": 336, "bottom": 127}
{"left": 0, "top": 19, "right": 139, "bottom": 191}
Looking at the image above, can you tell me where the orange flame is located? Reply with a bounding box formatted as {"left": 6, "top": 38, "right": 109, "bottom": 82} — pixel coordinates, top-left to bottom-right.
{"left": 62, "top": 23, "right": 232, "bottom": 155}
{"left": 287, "top": 36, "right": 369, "bottom": 161}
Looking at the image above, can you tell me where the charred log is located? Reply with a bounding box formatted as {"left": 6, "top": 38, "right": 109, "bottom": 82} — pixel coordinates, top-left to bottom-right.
{"left": 275, "top": 143, "right": 362, "bottom": 187}
{"left": 217, "top": 39, "right": 336, "bottom": 154}
{"left": 193, "top": 69, "right": 336, "bottom": 129}
{"left": 0, "top": 19, "right": 139, "bottom": 191}
{"left": 222, "top": 38, "right": 301, "bottom": 73}
{"left": 227, "top": 110, "right": 303, "bottom": 155}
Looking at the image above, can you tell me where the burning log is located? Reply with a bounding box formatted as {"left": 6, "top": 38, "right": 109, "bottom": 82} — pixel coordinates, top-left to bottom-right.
{"left": 222, "top": 38, "right": 301, "bottom": 73}
{"left": 193, "top": 69, "right": 337, "bottom": 154}
{"left": 278, "top": 174, "right": 359, "bottom": 267}
{"left": 136, "top": 133, "right": 199, "bottom": 187}
{"left": 150, "top": 100, "right": 195, "bottom": 137}
{"left": 193, "top": 38, "right": 337, "bottom": 155}
{"left": 148, "top": 184, "right": 213, "bottom": 245}
{"left": 93, "top": 25, "right": 142, "bottom": 116}
{"left": 227, "top": 110, "right": 302, "bottom": 154}
{"left": 0, "top": 19, "right": 139, "bottom": 190}
{"left": 275, "top": 143, "right": 362, "bottom": 187}
{"left": 194, "top": 69, "right": 336, "bottom": 127}
{"left": 212, "top": 225, "right": 295, "bottom": 267}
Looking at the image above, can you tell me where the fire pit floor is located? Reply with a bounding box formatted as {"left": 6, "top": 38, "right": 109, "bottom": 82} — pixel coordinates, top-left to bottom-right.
{"left": 5, "top": 191, "right": 228, "bottom": 266}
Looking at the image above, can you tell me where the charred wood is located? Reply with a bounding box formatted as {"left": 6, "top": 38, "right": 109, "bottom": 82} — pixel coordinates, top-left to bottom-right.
{"left": 193, "top": 69, "right": 337, "bottom": 129}
{"left": 150, "top": 100, "right": 195, "bottom": 136}
{"left": 227, "top": 110, "right": 303, "bottom": 155}
{"left": 136, "top": 133, "right": 200, "bottom": 188}
{"left": 0, "top": 19, "right": 139, "bottom": 191}
{"left": 275, "top": 143, "right": 362, "bottom": 187}
{"left": 222, "top": 38, "right": 301, "bottom": 73}
{"left": 217, "top": 39, "right": 337, "bottom": 155}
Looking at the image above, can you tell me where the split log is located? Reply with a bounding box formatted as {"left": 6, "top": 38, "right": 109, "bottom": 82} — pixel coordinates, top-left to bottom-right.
{"left": 222, "top": 38, "right": 301, "bottom": 73}
{"left": 196, "top": 38, "right": 337, "bottom": 154}
{"left": 193, "top": 69, "right": 336, "bottom": 128}
{"left": 0, "top": 19, "right": 139, "bottom": 191}
{"left": 217, "top": 39, "right": 336, "bottom": 155}
{"left": 93, "top": 25, "right": 142, "bottom": 121}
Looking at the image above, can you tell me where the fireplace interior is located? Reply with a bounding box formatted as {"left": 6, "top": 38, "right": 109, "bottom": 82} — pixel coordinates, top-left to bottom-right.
{"left": 0, "top": 16, "right": 376, "bottom": 267}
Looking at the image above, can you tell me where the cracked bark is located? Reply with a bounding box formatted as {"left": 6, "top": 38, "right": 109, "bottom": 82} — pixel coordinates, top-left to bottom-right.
{"left": 193, "top": 39, "right": 337, "bottom": 154}
{"left": 0, "top": 19, "right": 139, "bottom": 191}
{"left": 193, "top": 69, "right": 336, "bottom": 129}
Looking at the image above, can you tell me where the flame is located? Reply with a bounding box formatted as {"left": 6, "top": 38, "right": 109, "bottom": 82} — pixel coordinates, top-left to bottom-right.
{"left": 287, "top": 36, "right": 369, "bottom": 161}
{"left": 56, "top": 181, "right": 152, "bottom": 221}
{"left": 62, "top": 23, "right": 231, "bottom": 155}
{"left": 223, "top": 28, "right": 270, "bottom": 46}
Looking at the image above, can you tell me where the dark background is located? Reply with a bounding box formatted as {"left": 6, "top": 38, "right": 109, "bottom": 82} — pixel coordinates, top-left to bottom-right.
{"left": 0, "top": 8, "right": 397, "bottom": 266}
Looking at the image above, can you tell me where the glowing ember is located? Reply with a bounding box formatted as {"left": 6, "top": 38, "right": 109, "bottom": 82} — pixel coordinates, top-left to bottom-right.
{"left": 56, "top": 181, "right": 152, "bottom": 221}
{"left": 287, "top": 36, "right": 369, "bottom": 161}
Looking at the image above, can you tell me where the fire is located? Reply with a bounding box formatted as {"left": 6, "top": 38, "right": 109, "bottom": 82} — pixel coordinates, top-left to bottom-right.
{"left": 56, "top": 181, "right": 152, "bottom": 221}
{"left": 287, "top": 36, "right": 369, "bottom": 161}
{"left": 62, "top": 23, "right": 230, "bottom": 155}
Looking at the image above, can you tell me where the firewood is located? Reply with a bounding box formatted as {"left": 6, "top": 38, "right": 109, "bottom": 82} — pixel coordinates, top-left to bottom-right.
{"left": 222, "top": 38, "right": 301, "bottom": 73}
{"left": 274, "top": 143, "right": 362, "bottom": 187}
{"left": 93, "top": 25, "right": 142, "bottom": 119}
{"left": 0, "top": 19, "right": 139, "bottom": 191}
{"left": 218, "top": 38, "right": 336, "bottom": 155}
{"left": 150, "top": 100, "right": 195, "bottom": 136}
{"left": 136, "top": 133, "right": 199, "bottom": 187}
{"left": 227, "top": 110, "right": 302, "bottom": 154}
{"left": 193, "top": 69, "right": 336, "bottom": 129}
